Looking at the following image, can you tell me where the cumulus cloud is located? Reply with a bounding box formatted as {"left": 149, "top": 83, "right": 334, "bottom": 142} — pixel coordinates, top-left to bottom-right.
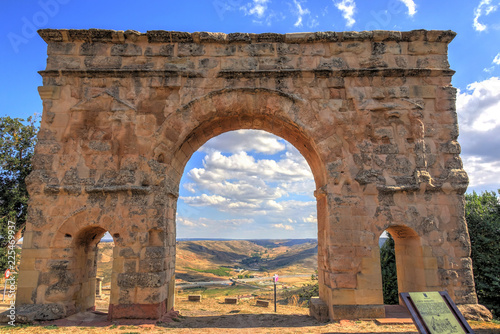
{"left": 461, "top": 156, "right": 500, "bottom": 189}
{"left": 457, "top": 77, "right": 500, "bottom": 189}
{"left": 181, "top": 194, "right": 229, "bottom": 207}
{"left": 335, "top": 0, "right": 356, "bottom": 27}
{"left": 176, "top": 215, "right": 256, "bottom": 238}
{"left": 457, "top": 77, "right": 500, "bottom": 133}
{"left": 473, "top": 0, "right": 499, "bottom": 31}
{"left": 399, "top": 0, "right": 417, "bottom": 16}
{"left": 240, "top": 0, "right": 270, "bottom": 18}
{"left": 177, "top": 216, "right": 208, "bottom": 228}
{"left": 303, "top": 214, "right": 317, "bottom": 223}
{"left": 190, "top": 150, "right": 313, "bottom": 186}
{"left": 273, "top": 223, "right": 294, "bottom": 230}
{"left": 201, "top": 130, "right": 286, "bottom": 155}
{"left": 183, "top": 182, "right": 197, "bottom": 193}
{"left": 179, "top": 130, "right": 317, "bottom": 232}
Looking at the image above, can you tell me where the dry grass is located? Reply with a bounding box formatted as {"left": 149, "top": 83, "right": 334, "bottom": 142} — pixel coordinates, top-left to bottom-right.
{"left": 3, "top": 293, "right": 499, "bottom": 334}
{"left": 4, "top": 241, "right": 498, "bottom": 332}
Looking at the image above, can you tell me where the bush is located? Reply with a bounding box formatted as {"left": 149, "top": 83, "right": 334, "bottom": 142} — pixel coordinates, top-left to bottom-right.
{"left": 380, "top": 234, "right": 398, "bottom": 305}
{"left": 465, "top": 191, "right": 500, "bottom": 318}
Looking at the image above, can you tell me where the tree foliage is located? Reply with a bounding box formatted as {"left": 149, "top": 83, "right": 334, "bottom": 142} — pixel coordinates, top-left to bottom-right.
{"left": 380, "top": 233, "right": 399, "bottom": 304}
{"left": 0, "top": 116, "right": 38, "bottom": 271}
{"left": 465, "top": 190, "right": 500, "bottom": 318}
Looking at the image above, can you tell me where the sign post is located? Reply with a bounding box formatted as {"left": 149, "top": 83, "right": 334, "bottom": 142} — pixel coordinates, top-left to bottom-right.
{"left": 273, "top": 274, "right": 278, "bottom": 313}
{"left": 3, "top": 269, "right": 10, "bottom": 302}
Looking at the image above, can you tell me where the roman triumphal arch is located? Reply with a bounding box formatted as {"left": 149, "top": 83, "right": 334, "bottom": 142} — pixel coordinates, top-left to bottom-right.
{"left": 15, "top": 28, "right": 478, "bottom": 321}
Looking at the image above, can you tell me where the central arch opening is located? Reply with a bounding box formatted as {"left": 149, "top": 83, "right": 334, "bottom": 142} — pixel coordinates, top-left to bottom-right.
{"left": 153, "top": 89, "right": 331, "bottom": 319}
{"left": 174, "top": 129, "right": 319, "bottom": 314}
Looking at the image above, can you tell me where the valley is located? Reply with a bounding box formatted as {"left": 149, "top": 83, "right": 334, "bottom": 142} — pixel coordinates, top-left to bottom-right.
{"left": 96, "top": 238, "right": 318, "bottom": 311}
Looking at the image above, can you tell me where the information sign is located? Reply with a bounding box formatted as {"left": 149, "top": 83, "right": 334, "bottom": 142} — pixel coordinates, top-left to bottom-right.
{"left": 400, "top": 291, "right": 474, "bottom": 334}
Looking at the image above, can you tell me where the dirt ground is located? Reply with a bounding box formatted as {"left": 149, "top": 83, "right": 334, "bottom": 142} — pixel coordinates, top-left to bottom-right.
{"left": 2, "top": 295, "right": 500, "bottom": 334}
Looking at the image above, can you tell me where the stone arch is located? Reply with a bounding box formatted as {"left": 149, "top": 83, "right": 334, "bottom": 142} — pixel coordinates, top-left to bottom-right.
{"left": 15, "top": 28, "right": 478, "bottom": 322}
{"left": 72, "top": 225, "right": 109, "bottom": 313}
{"left": 152, "top": 88, "right": 331, "bottom": 314}
{"left": 154, "top": 88, "right": 328, "bottom": 191}
{"left": 381, "top": 225, "right": 426, "bottom": 303}
{"left": 47, "top": 216, "right": 123, "bottom": 316}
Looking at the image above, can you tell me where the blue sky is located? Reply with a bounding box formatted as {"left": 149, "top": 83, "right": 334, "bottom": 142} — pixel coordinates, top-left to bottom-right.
{"left": 1, "top": 0, "right": 499, "bottom": 238}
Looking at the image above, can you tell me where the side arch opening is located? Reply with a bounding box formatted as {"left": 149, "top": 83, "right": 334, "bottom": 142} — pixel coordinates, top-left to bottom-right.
{"left": 73, "top": 226, "right": 114, "bottom": 314}
{"left": 49, "top": 222, "right": 119, "bottom": 317}
{"left": 380, "top": 225, "right": 426, "bottom": 306}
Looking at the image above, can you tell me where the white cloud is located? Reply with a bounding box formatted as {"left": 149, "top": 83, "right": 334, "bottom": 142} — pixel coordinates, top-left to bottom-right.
{"left": 335, "top": 0, "right": 356, "bottom": 27}
{"left": 183, "top": 182, "right": 197, "bottom": 193}
{"left": 281, "top": 179, "right": 316, "bottom": 195}
{"left": 462, "top": 156, "right": 500, "bottom": 188}
{"left": 457, "top": 77, "right": 500, "bottom": 132}
{"left": 241, "top": 0, "right": 270, "bottom": 18}
{"left": 180, "top": 130, "right": 317, "bottom": 226}
{"left": 201, "top": 130, "right": 286, "bottom": 155}
{"left": 177, "top": 216, "right": 208, "bottom": 228}
{"left": 457, "top": 77, "right": 500, "bottom": 189}
{"left": 181, "top": 194, "right": 229, "bottom": 207}
{"left": 493, "top": 53, "right": 500, "bottom": 65}
{"left": 190, "top": 150, "right": 313, "bottom": 186}
{"left": 273, "top": 223, "right": 294, "bottom": 230}
{"left": 473, "top": 0, "right": 499, "bottom": 31}
{"left": 483, "top": 66, "right": 495, "bottom": 73}
{"left": 303, "top": 214, "right": 317, "bottom": 223}
{"left": 292, "top": 0, "right": 310, "bottom": 27}
{"left": 176, "top": 215, "right": 256, "bottom": 238}
{"left": 398, "top": 0, "right": 417, "bottom": 16}
{"left": 308, "top": 17, "right": 320, "bottom": 29}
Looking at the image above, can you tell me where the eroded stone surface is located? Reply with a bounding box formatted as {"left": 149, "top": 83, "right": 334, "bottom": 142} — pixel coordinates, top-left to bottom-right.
{"left": 457, "top": 304, "right": 493, "bottom": 322}
{"left": 16, "top": 28, "right": 477, "bottom": 322}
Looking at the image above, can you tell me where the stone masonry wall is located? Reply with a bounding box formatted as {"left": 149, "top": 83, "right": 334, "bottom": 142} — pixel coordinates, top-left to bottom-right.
{"left": 15, "top": 28, "right": 476, "bottom": 321}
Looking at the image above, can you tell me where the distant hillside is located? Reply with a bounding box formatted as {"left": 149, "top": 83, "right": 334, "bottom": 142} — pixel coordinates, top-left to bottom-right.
{"left": 248, "top": 239, "right": 316, "bottom": 248}
{"left": 175, "top": 239, "right": 317, "bottom": 281}
{"left": 264, "top": 244, "right": 318, "bottom": 270}
{"left": 97, "top": 239, "right": 318, "bottom": 283}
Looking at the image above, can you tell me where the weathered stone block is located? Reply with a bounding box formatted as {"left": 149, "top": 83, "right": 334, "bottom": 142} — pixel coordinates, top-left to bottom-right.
{"left": 79, "top": 42, "right": 109, "bottom": 56}
{"left": 256, "top": 299, "right": 270, "bottom": 307}
{"left": 330, "top": 304, "right": 385, "bottom": 320}
{"left": 111, "top": 44, "right": 142, "bottom": 56}
{"left": 188, "top": 295, "right": 202, "bottom": 302}
{"left": 309, "top": 297, "right": 329, "bottom": 321}
{"left": 47, "top": 56, "right": 81, "bottom": 70}
{"left": 84, "top": 56, "right": 122, "bottom": 69}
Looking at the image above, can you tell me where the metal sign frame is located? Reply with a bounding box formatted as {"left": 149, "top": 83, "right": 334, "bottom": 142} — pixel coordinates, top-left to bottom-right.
{"left": 400, "top": 291, "right": 474, "bottom": 334}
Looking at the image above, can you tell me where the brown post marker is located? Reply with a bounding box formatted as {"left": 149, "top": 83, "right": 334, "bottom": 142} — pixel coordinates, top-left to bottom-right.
{"left": 273, "top": 274, "right": 278, "bottom": 313}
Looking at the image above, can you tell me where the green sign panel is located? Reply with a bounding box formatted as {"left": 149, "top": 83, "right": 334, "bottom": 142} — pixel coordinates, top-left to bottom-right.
{"left": 409, "top": 292, "right": 466, "bottom": 334}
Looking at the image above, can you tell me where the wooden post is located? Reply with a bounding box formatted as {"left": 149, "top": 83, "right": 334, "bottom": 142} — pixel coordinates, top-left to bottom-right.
{"left": 273, "top": 274, "right": 278, "bottom": 313}
{"left": 96, "top": 277, "right": 103, "bottom": 297}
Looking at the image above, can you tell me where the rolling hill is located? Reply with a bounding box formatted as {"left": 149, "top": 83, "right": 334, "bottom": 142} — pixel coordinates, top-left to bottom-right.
{"left": 97, "top": 239, "right": 318, "bottom": 284}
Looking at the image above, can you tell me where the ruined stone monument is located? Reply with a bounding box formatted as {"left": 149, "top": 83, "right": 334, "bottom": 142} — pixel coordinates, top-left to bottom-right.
{"left": 15, "top": 28, "right": 477, "bottom": 321}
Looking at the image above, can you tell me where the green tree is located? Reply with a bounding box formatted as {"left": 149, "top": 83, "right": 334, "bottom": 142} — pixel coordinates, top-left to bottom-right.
{"left": 380, "top": 233, "right": 398, "bottom": 304}
{"left": 0, "top": 116, "right": 38, "bottom": 271}
{"left": 465, "top": 190, "right": 500, "bottom": 318}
